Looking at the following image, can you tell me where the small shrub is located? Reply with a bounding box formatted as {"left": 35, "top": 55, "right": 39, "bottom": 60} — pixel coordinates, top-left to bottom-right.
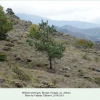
{"left": 78, "top": 82, "right": 85, "bottom": 88}
{"left": 78, "top": 69, "right": 84, "bottom": 76}
{"left": 26, "top": 39, "right": 33, "bottom": 46}
{"left": 51, "top": 78, "right": 58, "bottom": 86}
{"left": 29, "top": 24, "right": 39, "bottom": 38}
{"left": 76, "top": 39, "right": 94, "bottom": 49}
{"left": 3, "top": 47, "right": 11, "bottom": 51}
{"left": 64, "top": 74, "right": 70, "bottom": 77}
{"left": 94, "top": 77, "right": 100, "bottom": 85}
{"left": 36, "top": 62, "right": 48, "bottom": 68}
{"left": 5, "top": 43, "right": 14, "bottom": 47}
{"left": 71, "top": 58, "right": 77, "bottom": 62}
{"left": 28, "top": 62, "right": 34, "bottom": 68}
{"left": 82, "top": 53, "right": 91, "bottom": 60}
{"left": 13, "top": 66, "right": 31, "bottom": 81}
{"left": 62, "top": 77, "right": 65, "bottom": 82}
{"left": 34, "top": 78, "right": 40, "bottom": 83}
{"left": 94, "top": 57, "right": 99, "bottom": 62}
{"left": 84, "top": 76, "right": 93, "bottom": 82}
{"left": 0, "top": 54, "right": 7, "bottom": 61}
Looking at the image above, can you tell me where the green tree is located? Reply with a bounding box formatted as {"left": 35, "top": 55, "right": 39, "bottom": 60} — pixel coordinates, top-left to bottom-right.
{"left": 6, "top": 8, "right": 15, "bottom": 15}
{"left": 33, "top": 20, "right": 65, "bottom": 69}
{"left": 0, "top": 5, "right": 13, "bottom": 40}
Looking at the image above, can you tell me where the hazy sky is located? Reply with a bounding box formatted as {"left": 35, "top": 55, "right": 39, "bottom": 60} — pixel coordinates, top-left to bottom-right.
{"left": 0, "top": 1, "right": 100, "bottom": 22}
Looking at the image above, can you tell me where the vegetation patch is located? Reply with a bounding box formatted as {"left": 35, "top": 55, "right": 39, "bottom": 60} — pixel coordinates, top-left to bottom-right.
{"left": 82, "top": 53, "right": 91, "bottom": 60}
{"left": 29, "top": 24, "right": 39, "bottom": 38}
{"left": 5, "top": 43, "right": 14, "bottom": 47}
{"left": 76, "top": 39, "right": 94, "bottom": 49}
{"left": 26, "top": 39, "right": 33, "bottom": 46}
{"left": 0, "top": 5, "right": 13, "bottom": 40}
{"left": 84, "top": 76, "right": 93, "bottom": 82}
{"left": 78, "top": 69, "right": 84, "bottom": 76}
{"left": 34, "top": 78, "right": 40, "bottom": 83}
{"left": 51, "top": 78, "right": 58, "bottom": 86}
{"left": 94, "top": 77, "right": 100, "bottom": 85}
{"left": 94, "top": 57, "right": 99, "bottom": 62}
{"left": 13, "top": 66, "right": 31, "bottom": 81}
{"left": 3, "top": 47, "right": 11, "bottom": 51}
{"left": 64, "top": 74, "right": 70, "bottom": 77}
{"left": 0, "top": 53, "right": 7, "bottom": 61}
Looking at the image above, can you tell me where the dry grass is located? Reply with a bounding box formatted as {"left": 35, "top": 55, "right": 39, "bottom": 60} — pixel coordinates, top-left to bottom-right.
{"left": 0, "top": 18, "right": 100, "bottom": 88}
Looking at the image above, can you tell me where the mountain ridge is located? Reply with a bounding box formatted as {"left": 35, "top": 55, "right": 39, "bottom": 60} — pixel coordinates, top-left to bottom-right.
{"left": 54, "top": 25, "right": 100, "bottom": 41}
{"left": 16, "top": 13, "right": 100, "bottom": 29}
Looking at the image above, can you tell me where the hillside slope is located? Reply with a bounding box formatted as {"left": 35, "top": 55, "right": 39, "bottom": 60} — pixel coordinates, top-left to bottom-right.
{"left": 0, "top": 14, "right": 100, "bottom": 88}
{"left": 55, "top": 25, "right": 100, "bottom": 41}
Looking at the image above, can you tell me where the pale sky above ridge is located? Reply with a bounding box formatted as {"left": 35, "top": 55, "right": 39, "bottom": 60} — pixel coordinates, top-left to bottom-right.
{"left": 0, "top": 1, "right": 100, "bottom": 22}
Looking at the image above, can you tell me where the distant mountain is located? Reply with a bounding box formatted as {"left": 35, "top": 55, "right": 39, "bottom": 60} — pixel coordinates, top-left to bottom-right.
{"left": 92, "top": 17, "right": 100, "bottom": 24}
{"left": 54, "top": 25, "right": 100, "bottom": 41}
{"left": 16, "top": 13, "right": 100, "bottom": 29}
{"left": 16, "top": 13, "right": 100, "bottom": 41}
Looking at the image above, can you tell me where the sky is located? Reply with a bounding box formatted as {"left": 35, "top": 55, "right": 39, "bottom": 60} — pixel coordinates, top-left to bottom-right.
{"left": 0, "top": 1, "right": 100, "bottom": 22}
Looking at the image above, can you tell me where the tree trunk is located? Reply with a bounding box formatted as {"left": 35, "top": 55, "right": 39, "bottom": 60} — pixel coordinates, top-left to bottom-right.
{"left": 49, "top": 57, "right": 52, "bottom": 69}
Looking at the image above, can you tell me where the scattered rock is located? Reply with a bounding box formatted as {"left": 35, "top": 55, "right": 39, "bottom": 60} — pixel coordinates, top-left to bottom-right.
{"left": 36, "top": 64, "right": 41, "bottom": 67}
{"left": 74, "top": 65, "right": 77, "bottom": 68}
{"left": 27, "top": 59, "right": 32, "bottom": 62}
{"left": 83, "top": 76, "right": 93, "bottom": 81}
{"left": 17, "top": 41, "right": 22, "bottom": 45}
{"left": 1, "top": 84, "right": 10, "bottom": 88}
{"left": 46, "top": 68, "right": 56, "bottom": 73}
{"left": 3, "top": 47, "right": 11, "bottom": 51}
{"left": 64, "top": 74, "right": 70, "bottom": 77}
{"left": 15, "top": 57, "right": 21, "bottom": 60}
{"left": 13, "top": 54, "right": 18, "bottom": 57}
{"left": 94, "top": 52, "right": 97, "bottom": 54}
{"left": 79, "top": 62, "right": 84, "bottom": 64}
{"left": 42, "top": 81, "right": 48, "bottom": 85}
{"left": 57, "top": 70, "right": 66, "bottom": 75}
{"left": 10, "top": 40, "right": 14, "bottom": 43}
{"left": 91, "top": 68, "right": 96, "bottom": 71}
{"left": 94, "top": 77, "right": 100, "bottom": 85}
{"left": 6, "top": 38, "right": 11, "bottom": 42}
{"left": 21, "top": 59, "right": 24, "bottom": 62}
{"left": 5, "top": 43, "right": 14, "bottom": 47}
{"left": 45, "top": 64, "right": 48, "bottom": 66}
{"left": 22, "top": 82, "right": 27, "bottom": 87}
{"left": 62, "top": 67, "right": 71, "bottom": 71}
{"left": 66, "top": 34, "right": 69, "bottom": 36}
{"left": 96, "top": 69, "right": 100, "bottom": 72}
{"left": 0, "top": 79, "right": 6, "bottom": 84}
{"left": 35, "top": 84, "right": 57, "bottom": 88}
{"left": 15, "top": 82, "right": 23, "bottom": 88}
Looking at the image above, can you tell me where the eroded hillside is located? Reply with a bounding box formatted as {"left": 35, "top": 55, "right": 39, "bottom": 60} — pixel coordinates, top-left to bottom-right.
{"left": 0, "top": 15, "right": 100, "bottom": 88}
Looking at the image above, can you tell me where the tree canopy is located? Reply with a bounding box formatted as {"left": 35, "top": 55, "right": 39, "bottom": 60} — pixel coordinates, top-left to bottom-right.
{"left": 30, "top": 20, "right": 65, "bottom": 69}
{"left": 6, "top": 8, "right": 15, "bottom": 15}
{"left": 0, "top": 5, "right": 13, "bottom": 40}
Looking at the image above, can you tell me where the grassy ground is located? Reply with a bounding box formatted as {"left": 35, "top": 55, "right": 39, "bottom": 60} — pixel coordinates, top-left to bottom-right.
{"left": 0, "top": 17, "right": 100, "bottom": 88}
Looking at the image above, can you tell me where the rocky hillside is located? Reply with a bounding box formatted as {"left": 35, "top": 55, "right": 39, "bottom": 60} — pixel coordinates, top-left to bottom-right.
{"left": 54, "top": 25, "right": 100, "bottom": 41}
{"left": 0, "top": 14, "right": 100, "bottom": 88}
